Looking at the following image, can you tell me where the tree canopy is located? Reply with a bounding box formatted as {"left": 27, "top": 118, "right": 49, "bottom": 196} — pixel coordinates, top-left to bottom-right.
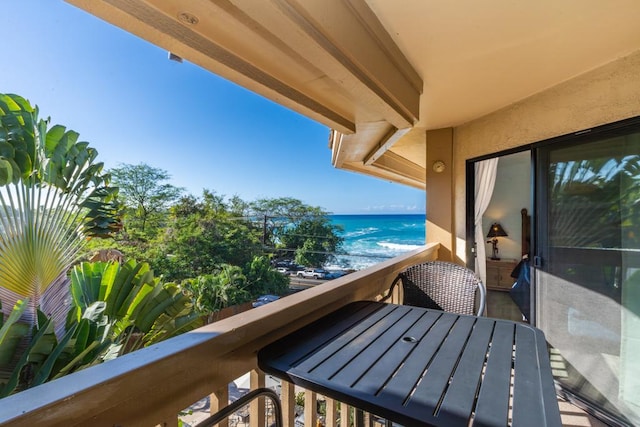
{"left": 107, "top": 191, "right": 344, "bottom": 281}
{"left": 147, "top": 191, "right": 263, "bottom": 282}
{"left": 110, "top": 163, "right": 183, "bottom": 235}
{"left": 251, "top": 197, "right": 344, "bottom": 266}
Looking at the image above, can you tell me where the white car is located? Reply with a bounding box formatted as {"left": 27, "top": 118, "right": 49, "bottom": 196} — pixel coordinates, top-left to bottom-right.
{"left": 296, "top": 268, "right": 328, "bottom": 279}
{"left": 275, "top": 267, "right": 289, "bottom": 274}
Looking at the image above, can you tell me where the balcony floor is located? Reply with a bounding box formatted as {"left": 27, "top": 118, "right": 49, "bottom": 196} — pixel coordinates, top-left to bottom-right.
{"left": 486, "top": 291, "right": 611, "bottom": 427}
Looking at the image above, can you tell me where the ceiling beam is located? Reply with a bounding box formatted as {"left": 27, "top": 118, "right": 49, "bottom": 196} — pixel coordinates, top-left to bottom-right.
{"left": 363, "top": 127, "right": 411, "bottom": 166}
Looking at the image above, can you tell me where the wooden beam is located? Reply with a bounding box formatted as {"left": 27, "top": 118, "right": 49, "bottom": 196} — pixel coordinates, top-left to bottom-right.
{"left": 364, "top": 127, "right": 411, "bottom": 166}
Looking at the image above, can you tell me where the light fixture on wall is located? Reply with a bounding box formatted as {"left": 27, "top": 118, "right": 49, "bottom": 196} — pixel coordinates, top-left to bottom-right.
{"left": 486, "top": 222, "right": 508, "bottom": 260}
{"left": 432, "top": 160, "right": 446, "bottom": 173}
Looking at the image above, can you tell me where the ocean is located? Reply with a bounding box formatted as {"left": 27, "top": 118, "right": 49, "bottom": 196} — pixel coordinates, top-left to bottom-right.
{"left": 327, "top": 214, "right": 426, "bottom": 271}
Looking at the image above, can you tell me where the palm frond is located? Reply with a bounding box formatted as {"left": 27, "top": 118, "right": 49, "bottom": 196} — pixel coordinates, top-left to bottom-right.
{"left": 0, "top": 93, "right": 121, "bottom": 298}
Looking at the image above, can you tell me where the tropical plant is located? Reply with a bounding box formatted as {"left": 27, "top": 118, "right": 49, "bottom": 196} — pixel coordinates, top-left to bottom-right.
{"left": 148, "top": 191, "right": 262, "bottom": 282}
{"left": 0, "top": 259, "right": 203, "bottom": 397}
{"left": 0, "top": 93, "right": 121, "bottom": 300}
{"left": 0, "top": 298, "right": 112, "bottom": 397}
{"left": 181, "top": 264, "right": 252, "bottom": 315}
{"left": 0, "top": 299, "right": 30, "bottom": 394}
{"left": 67, "top": 260, "right": 203, "bottom": 356}
{"left": 244, "top": 256, "right": 289, "bottom": 297}
{"left": 549, "top": 153, "right": 640, "bottom": 249}
{"left": 181, "top": 256, "right": 289, "bottom": 321}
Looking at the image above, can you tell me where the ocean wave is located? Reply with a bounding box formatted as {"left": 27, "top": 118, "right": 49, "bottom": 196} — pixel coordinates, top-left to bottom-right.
{"left": 342, "top": 227, "right": 379, "bottom": 238}
{"left": 376, "top": 242, "right": 423, "bottom": 251}
{"left": 327, "top": 215, "right": 425, "bottom": 271}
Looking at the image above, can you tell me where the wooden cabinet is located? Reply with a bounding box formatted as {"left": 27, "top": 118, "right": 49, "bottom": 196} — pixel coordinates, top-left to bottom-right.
{"left": 485, "top": 259, "right": 518, "bottom": 291}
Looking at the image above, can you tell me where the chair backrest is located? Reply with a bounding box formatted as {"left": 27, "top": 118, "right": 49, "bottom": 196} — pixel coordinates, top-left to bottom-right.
{"left": 395, "top": 261, "right": 486, "bottom": 316}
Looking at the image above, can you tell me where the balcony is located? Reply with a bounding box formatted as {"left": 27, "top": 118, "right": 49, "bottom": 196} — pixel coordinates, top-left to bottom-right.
{"left": 0, "top": 244, "right": 607, "bottom": 426}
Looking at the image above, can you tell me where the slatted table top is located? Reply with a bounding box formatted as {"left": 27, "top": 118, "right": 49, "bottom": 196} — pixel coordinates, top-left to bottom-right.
{"left": 258, "top": 301, "right": 561, "bottom": 427}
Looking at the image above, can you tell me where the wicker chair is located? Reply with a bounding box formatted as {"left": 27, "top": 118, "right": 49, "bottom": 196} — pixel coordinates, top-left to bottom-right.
{"left": 386, "top": 261, "right": 486, "bottom": 316}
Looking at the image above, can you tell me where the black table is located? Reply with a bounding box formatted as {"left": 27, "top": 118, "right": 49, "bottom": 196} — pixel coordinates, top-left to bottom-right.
{"left": 258, "top": 301, "right": 561, "bottom": 427}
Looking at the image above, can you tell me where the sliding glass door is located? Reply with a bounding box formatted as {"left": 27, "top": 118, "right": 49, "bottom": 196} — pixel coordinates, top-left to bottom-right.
{"left": 535, "top": 124, "right": 640, "bottom": 425}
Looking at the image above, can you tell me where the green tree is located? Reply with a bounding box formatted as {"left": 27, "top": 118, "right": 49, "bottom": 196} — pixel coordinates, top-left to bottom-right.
{"left": 0, "top": 92, "right": 120, "bottom": 397}
{"left": 251, "top": 197, "right": 343, "bottom": 266}
{"left": 0, "top": 93, "right": 121, "bottom": 300}
{"left": 110, "top": 163, "right": 183, "bottom": 236}
{"left": 149, "top": 191, "right": 262, "bottom": 281}
{"left": 228, "top": 194, "right": 251, "bottom": 218}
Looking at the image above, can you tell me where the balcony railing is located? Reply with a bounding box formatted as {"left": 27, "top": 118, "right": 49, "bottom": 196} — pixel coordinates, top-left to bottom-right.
{"left": 0, "top": 244, "right": 440, "bottom": 427}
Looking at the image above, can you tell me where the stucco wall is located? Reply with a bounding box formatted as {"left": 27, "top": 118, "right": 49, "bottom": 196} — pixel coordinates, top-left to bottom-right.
{"left": 453, "top": 50, "right": 640, "bottom": 261}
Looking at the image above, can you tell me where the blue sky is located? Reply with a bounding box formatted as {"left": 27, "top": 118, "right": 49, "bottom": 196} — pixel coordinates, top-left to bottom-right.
{"left": 0, "top": 1, "right": 425, "bottom": 215}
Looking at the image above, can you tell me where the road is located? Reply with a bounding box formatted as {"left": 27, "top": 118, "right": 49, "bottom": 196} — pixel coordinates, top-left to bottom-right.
{"left": 288, "top": 275, "right": 328, "bottom": 288}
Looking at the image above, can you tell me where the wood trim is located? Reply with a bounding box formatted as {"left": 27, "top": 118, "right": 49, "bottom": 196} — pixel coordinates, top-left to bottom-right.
{"left": 273, "top": 0, "right": 422, "bottom": 127}
{"left": 363, "top": 127, "right": 412, "bottom": 166}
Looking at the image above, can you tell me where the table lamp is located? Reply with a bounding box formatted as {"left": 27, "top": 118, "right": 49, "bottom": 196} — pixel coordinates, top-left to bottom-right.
{"left": 486, "top": 222, "right": 508, "bottom": 260}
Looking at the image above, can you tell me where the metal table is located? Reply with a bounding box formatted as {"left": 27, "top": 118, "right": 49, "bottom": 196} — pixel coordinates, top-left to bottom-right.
{"left": 258, "top": 301, "right": 561, "bottom": 427}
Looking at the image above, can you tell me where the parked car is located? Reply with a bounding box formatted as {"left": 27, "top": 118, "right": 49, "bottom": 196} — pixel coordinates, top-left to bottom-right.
{"left": 296, "top": 268, "right": 328, "bottom": 279}
{"left": 324, "top": 270, "right": 346, "bottom": 280}
{"left": 276, "top": 267, "right": 289, "bottom": 274}
{"left": 252, "top": 294, "right": 280, "bottom": 308}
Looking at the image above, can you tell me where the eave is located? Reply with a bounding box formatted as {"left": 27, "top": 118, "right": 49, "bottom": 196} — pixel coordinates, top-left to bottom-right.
{"left": 66, "top": 0, "right": 425, "bottom": 187}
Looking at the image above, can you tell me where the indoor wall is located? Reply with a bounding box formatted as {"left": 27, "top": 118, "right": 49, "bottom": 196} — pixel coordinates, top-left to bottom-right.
{"left": 482, "top": 151, "right": 531, "bottom": 262}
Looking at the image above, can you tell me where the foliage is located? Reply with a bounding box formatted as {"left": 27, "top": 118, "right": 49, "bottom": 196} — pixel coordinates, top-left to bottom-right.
{"left": 251, "top": 197, "right": 343, "bottom": 266}
{"left": 181, "top": 264, "right": 251, "bottom": 314}
{"left": 110, "top": 163, "right": 183, "bottom": 235}
{"left": 181, "top": 256, "right": 289, "bottom": 315}
{"left": 549, "top": 152, "right": 640, "bottom": 249}
{"left": 0, "top": 260, "right": 202, "bottom": 397}
{"left": 547, "top": 145, "right": 640, "bottom": 296}
{"left": 0, "top": 299, "right": 30, "bottom": 394}
{"left": 0, "top": 259, "right": 202, "bottom": 397}
{"left": 0, "top": 298, "right": 112, "bottom": 397}
{"left": 91, "top": 192, "right": 340, "bottom": 281}
{"left": 0, "top": 93, "right": 121, "bottom": 298}
{"left": 243, "top": 256, "right": 289, "bottom": 297}
{"left": 149, "top": 191, "right": 262, "bottom": 282}
{"left": 67, "top": 260, "right": 203, "bottom": 355}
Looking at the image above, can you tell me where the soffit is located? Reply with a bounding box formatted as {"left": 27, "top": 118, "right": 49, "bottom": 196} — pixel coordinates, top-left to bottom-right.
{"left": 366, "top": 0, "right": 640, "bottom": 129}
{"left": 65, "top": 0, "right": 640, "bottom": 188}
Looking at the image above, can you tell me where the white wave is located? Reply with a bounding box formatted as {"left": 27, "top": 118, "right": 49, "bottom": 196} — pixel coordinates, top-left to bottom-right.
{"left": 376, "top": 242, "right": 423, "bottom": 252}
{"left": 342, "top": 227, "right": 379, "bottom": 238}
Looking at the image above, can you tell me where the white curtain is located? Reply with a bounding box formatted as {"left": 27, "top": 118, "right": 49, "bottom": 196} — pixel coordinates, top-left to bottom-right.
{"left": 474, "top": 158, "right": 499, "bottom": 284}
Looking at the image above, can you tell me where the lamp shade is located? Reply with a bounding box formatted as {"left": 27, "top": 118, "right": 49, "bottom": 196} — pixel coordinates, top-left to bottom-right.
{"left": 487, "top": 222, "right": 508, "bottom": 238}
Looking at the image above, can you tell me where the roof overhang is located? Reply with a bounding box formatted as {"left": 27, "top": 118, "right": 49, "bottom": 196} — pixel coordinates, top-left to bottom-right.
{"left": 66, "top": 0, "right": 640, "bottom": 189}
